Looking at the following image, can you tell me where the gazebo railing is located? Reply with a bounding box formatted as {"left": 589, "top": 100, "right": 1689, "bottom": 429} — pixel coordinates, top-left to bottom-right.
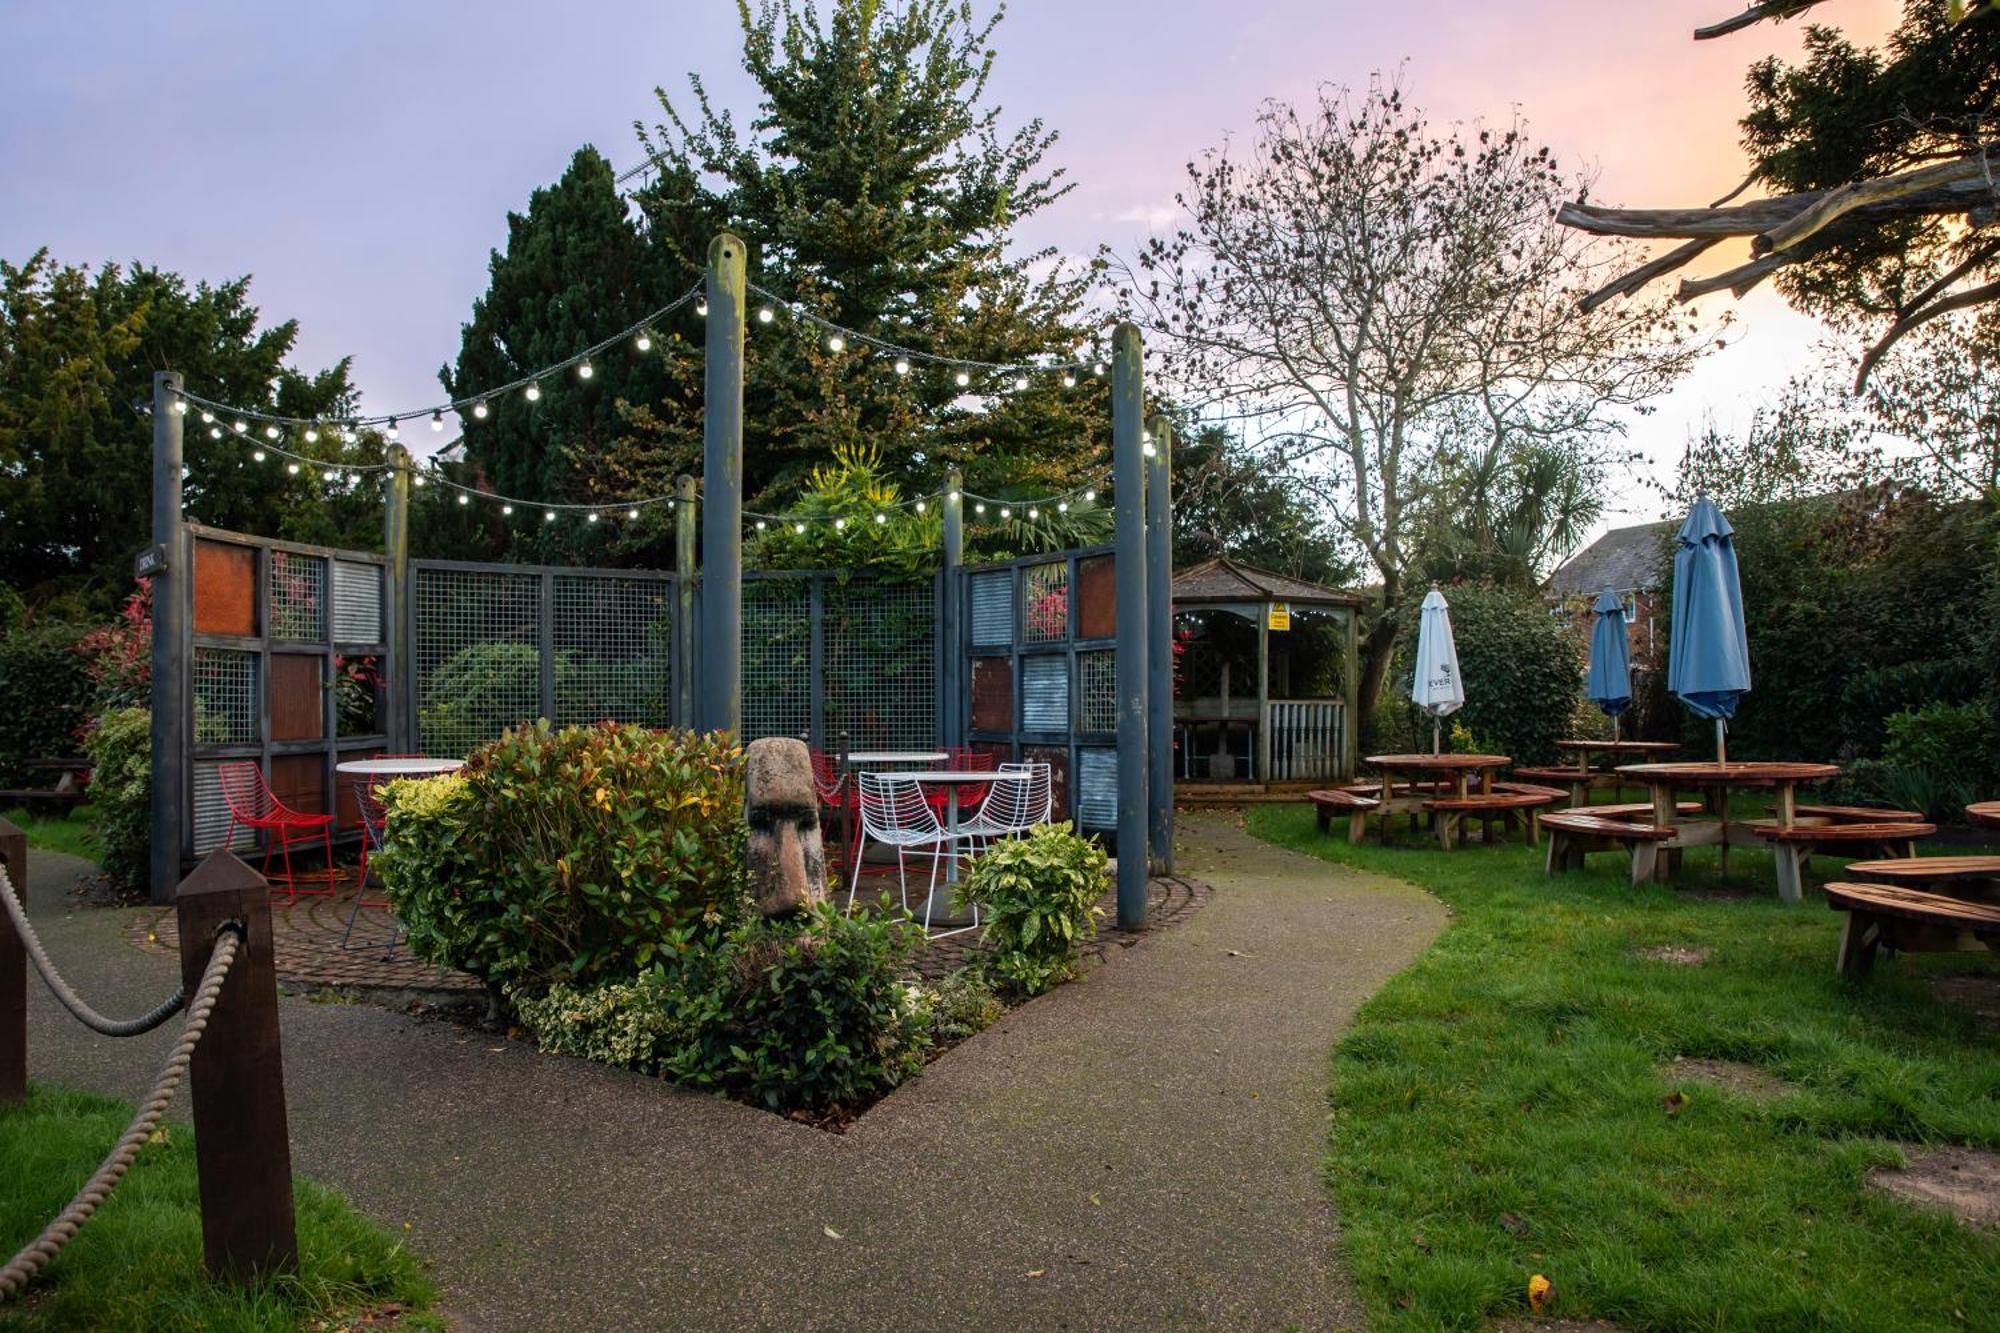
{"left": 1263, "top": 699, "right": 1345, "bottom": 782}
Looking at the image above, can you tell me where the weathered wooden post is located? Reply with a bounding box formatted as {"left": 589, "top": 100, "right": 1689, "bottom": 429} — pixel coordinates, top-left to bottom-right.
{"left": 700, "top": 233, "right": 747, "bottom": 736}
{"left": 1111, "top": 323, "right": 1150, "bottom": 929}
{"left": 940, "top": 468, "right": 964, "bottom": 749}
{"left": 383, "top": 445, "right": 413, "bottom": 752}
{"left": 149, "top": 371, "right": 188, "bottom": 905}
{"left": 1145, "top": 416, "right": 1175, "bottom": 874}
{"left": 1342, "top": 605, "right": 1360, "bottom": 780}
{"left": 675, "top": 474, "right": 697, "bottom": 730}
{"left": 0, "top": 818, "right": 24, "bottom": 1105}
{"left": 175, "top": 850, "right": 297, "bottom": 1281}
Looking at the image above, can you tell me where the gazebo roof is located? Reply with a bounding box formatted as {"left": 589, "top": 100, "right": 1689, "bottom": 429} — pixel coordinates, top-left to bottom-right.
{"left": 1171, "top": 557, "right": 1365, "bottom": 608}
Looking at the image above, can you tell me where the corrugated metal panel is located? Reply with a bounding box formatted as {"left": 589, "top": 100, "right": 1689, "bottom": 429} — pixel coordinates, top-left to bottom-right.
{"left": 332, "top": 560, "right": 383, "bottom": 643}
{"left": 1076, "top": 748, "right": 1117, "bottom": 830}
{"left": 969, "top": 572, "right": 1013, "bottom": 647}
{"left": 1020, "top": 655, "right": 1069, "bottom": 732}
{"left": 191, "top": 762, "right": 256, "bottom": 855}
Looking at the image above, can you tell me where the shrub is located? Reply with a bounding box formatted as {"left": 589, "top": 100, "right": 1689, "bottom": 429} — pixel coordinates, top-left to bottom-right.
{"left": 924, "top": 967, "right": 1005, "bottom": 1044}
{"left": 1390, "top": 582, "right": 1582, "bottom": 764}
{"left": 958, "top": 822, "right": 1107, "bottom": 995}
{"left": 512, "top": 907, "right": 930, "bottom": 1115}
{"left": 375, "top": 721, "right": 747, "bottom": 993}
{"left": 77, "top": 585, "right": 151, "bottom": 711}
{"left": 81, "top": 707, "right": 149, "bottom": 892}
{"left": 0, "top": 619, "right": 93, "bottom": 783}
{"left": 1876, "top": 699, "right": 1997, "bottom": 818}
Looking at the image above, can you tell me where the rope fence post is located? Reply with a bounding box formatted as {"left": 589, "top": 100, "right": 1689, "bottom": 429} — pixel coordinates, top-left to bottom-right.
{"left": 174, "top": 850, "right": 297, "bottom": 1282}
{"left": 0, "top": 818, "right": 24, "bottom": 1105}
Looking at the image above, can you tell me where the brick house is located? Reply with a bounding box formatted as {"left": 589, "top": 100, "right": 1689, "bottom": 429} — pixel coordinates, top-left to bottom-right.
{"left": 1541, "top": 519, "right": 1673, "bottom": 657}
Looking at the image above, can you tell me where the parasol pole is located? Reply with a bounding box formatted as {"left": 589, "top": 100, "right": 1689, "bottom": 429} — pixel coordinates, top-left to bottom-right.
{"left": 1715, "top": 717, "right": 1726, "bottom": 765}
{"left": 1432, "top": 716, "right": 1441, "bottom": 755}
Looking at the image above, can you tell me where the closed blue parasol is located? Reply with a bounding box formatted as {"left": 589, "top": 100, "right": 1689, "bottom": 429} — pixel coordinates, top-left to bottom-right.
{"left": 1586, "top": 588, "right": 1632, "bottom": 734}
{"left": 1667, "top": 497, "right": 1751, "bottom": 760}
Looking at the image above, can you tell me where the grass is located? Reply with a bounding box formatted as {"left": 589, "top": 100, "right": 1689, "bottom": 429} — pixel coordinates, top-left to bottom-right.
{"left": 1246, "top": 804, "right": 2000, "bottom": 1332}
{"left": 0, "top": 1084, "right": 442, "bottom": 1332}
{"left": 0, "top": 805, "right": 98, "bottom": 863}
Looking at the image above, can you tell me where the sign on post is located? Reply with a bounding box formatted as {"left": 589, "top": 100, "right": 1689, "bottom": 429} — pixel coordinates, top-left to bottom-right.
{"left": 1267, "top": 602, "right": 1291, "bottom": 632}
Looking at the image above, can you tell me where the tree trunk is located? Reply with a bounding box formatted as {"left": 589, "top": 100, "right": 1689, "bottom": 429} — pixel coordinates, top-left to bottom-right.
{"left": 1354, "top": 577, "right": 1404, "bottom": 748}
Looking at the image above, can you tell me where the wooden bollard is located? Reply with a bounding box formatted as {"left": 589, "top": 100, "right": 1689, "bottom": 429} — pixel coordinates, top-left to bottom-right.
{"left": 0, "top": 817, "right": 24, "bottom": 1105}
{"left": 174, "top": 849, "right": 298, "bottom": 1281}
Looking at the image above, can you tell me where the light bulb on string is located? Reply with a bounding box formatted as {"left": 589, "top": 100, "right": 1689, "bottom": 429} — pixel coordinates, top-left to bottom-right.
{"left": 577, "top": 360, "right": 594, "bottom": 381}
{"left": 502, "top": 504, "right": 514, "bottom": 516}
{"left": 473, "top": 399, "right": 489, "bottom": 420}
{"left": 412, "top": 473, "right": 426, "bottom": 488}
{"left": 793, "top": 522, "right": 806, "bottom": 535}
{"left": 1061, "top": 372, "right": 1076, "bottom": 388}
{"left": 386, "top": 418, "right": 399, "bottom": 439}
{"left": 635, "top": 329, "right": 652, "bottom": 352}
{"left": 1143, "top": 440, "right": 1157, "bottom": 457}
{"left": 1084, "top": 489, "right": 1097, "bottom": 502}
{"left": 1000, "top": 506, "right": 1012, "bottom": 520}
{"left": 1058, "top": 501, "right": 1069, "bottom": 513}
{"left": 625, "top": 508, "right": 640, "bottom": 521}
{"left": 827, "top": 334, "right": 845, "bottom": 352}
{"left": 252, "top": 449, "right": 266, "bottom": 462}
{"left": 915, "top": 500, "right": 927, "bottom": 513}
{"left": 873, "top": 512, "right": 886, "bottom": 525}
{"left": 304, "top": 426, "right": 319, "bottom": 444}
{"left": 1013, "top": 376, "right": 1028, "bottom": 392}
{"left": 948, "top": 489, "right": 961, "bottom": 502}
{"left": 286, "top": 462, "right": 300, "bottom": 475}
{"left": 954, "top": 370, "right": 970, "bottom": 387}
{"left": 431, "top": 410, "right": 445, "bottom": 432}
{"left": 974, "top": 502, "right": 986, "bottom": 514}
{"left": 233, "top": 420, "right": 247, "bottom": 434}
{"left": 834, "top": 518, "right": 846, "bottom": 531}
{"left": 525, "top": 382, "right": 542, "bottom": 403}
{"left": 1093, "top": 362, "right": 1106, "bottom": 375}
{"left": 1028, "top": 507, "right": 1039, "bottom": 520}
{"left": 755, "top": 520, "right": 767, "bottom": 531}
{"left": 323, "top": 468, "right": 338, "bottom": 481}
{"left": 171, "top": 398, "right": 187, "bottom": 415}
{"left": 264, "top": 425, "right": 280, "bottom": 440}
{"left": 893, "top": 358, "right": 910, "bottom": 376}
{"left": 457, "top": 493, "right": 469, "bottom": 506}
{"left": 209, "top": 427, "right": 222, "bottom": 440}
{"left": 696, "top": 300, "right": 709, "bottom": 317}
{"left": 200, "top": 410, "right": 215, "bottom": 424}
{"left": 587, "top": 511, "right": 599, "bottom": 523}
{"left": 757, "top": 307, "right": 774, "bottom": 324}
{"left": 544, "top": 510, "right": 557, "bottom": 523}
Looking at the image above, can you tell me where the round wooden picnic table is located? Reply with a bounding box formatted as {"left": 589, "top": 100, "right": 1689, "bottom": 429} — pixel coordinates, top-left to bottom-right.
{"left": 1529, "top": 740, "right": 1683, "bottom": 807}
{"left": 1361, "top": 754, "right": 1512, "bottom": 844}
{"left": 1968, "top": 801, "right": 2000, "bottom": 829}
{"left": 1552, "top": 740, "right": 1681, "bottom": 757}
{"left": 1614, "top": 761, "right": 1842, "bottom": 901}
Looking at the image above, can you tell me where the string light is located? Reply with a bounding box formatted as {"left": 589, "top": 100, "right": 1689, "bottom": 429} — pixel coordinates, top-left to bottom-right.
{"left": 874, "top": 512, "right": 886, "bottom": 524}
{"left": 525, "top": 381, "right": 542, "bottom": 402}
{"left": 755, "top": 520, "right": 767, "bottom": 531}
{"left": 628, "top": 508, "right": 640, "bottom": 520}
{"left": 999, "top": 506, "right": 1012, "bottom": 519}
{"left": 696, "top": 299, "right": 709, "bottom": 317}
{"left": 587, "top": 511, "right": 599, "bottom": 523}
{"left": 473, "top": 399, "right": 489, "bottom": 420}
{"left": 172, "top": 398, "right": 187, "bottom": 415}
{"left": 894, "top": 358, "right": 910, "bottom": 375}
{"left": 758, "top": 307, "right": 774, "bottom": 324}
{"left": 304, "top": 426, "right": 319, "bottom": 444}
{"left": 915, "top": 500, "right": 927, "bottom": 513}
{"left": 233, "top": 421, "right": 247, "bottom": 434}
{"left": 544, "top": 509, "right": 557, "bottom": 523}
{"left": 200, "top": 410, "right": 215, "bottom": 424}
{"left": 834, "top": 518, "right": 847, "bottom": 530}
{"left": 1093, "top": 362, "right": 1106, "bottom": 375}
{"left": 431, "top": 410, "right": 445, "bottom": 432}
{"left": 1027, "top": 507, "right": 1039, "bottom": 520}
{"left": 502, "top": 504, "right": 514, "bottom": 516}
{"left": 793, "top": 522, "right": 805, "bottom": 534}
{"left": 954, "top": 370, "right": 970, "bottom": 387}
{"left": 457, "top": 493, "right": 469, "bottom": 506}
{"left": 209, "top": 427, "right": 222, "bottom": 440}
{"left": 1013, "top": 376, "right": 1028, "bottom": 392}
{"left": 286, "top": 462, "right": 300, "bottom": 475}
{"left": 386, "top": 418, "right": 400, "bottom": 439}
{"left": 252, "top": 449, "right": 266, "bottom": 462}
{"left": 1058, "top": 501, "right": 1069, "bottom": 512}
{"left": 577, "top": 360, "right": 594, "bottom": 381}
{"left": 322, "top": 468, "right": 338, "bottom": 481}
{"left": 827, "top": 334, "right": 845, "bottom": 352}
{"left": 412, "top": 473, "right": 425, "bottom": 487}
{"left": 1084, "top": 489, "right": 1097, "bottom": 502}
{"left": 635, "top": 330, "right": 653, "bottom": 352}
{"left": 974, "top": 502, "right": 986, "bottom": 514}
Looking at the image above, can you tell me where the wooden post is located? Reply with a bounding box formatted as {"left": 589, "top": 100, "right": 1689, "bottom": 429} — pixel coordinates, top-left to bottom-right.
{"left": 0, "top": 818, "right": 24, "bottom": 1105}
{"left": 1341, "top": 606, "right": 1359, "bottom": 781}
{"left": 383, "top": 446, "right": 412, "bottom": 752}
{"left": 174, "top": 850, "right": 297, "bottom": 1282}
{"left": 1145, "top": 418, "right": 1174, "bottom": 873}
{"left": 150, "top": 372, "right": 188, "bottom": 904}
{"left": 700, "top": 233, "right": 747, "bottom": 737}
{"left": 1255, "top": 611, "right": 1271, "bottom": 783}
{"left": 1111, "top": 322, "right": 1149, "bottom": 930}
{"left": 675, "top": 474, "right": 697, "bottom": 730}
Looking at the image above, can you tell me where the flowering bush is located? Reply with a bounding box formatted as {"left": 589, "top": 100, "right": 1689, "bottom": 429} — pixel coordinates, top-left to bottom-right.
{"left": 78, "top": 585, "right": 151, "bottom": 710}
{"left": 81, "top": 707, "right": 150, "bottom": 893}
{"left": 374, "top": 721, "right": 747, "bottom": 993}
{"left": 958, "top": 822, "right": 1108, "bottom": 995}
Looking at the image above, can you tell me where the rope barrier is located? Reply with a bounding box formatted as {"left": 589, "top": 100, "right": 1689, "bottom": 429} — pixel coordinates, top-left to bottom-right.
{"left": 0, "top": 864, "right": 185, "bottom": 1037}
{"left": 0, "top": 925, "right": 242, "bottom": 1300}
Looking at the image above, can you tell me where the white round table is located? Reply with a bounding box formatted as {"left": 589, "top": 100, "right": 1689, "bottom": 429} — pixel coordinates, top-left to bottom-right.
{"left": 846, "top": 750, "right": 948, "bottom": 767}
{"left": 334, "top": 757, "right": 465, "bottom": 779}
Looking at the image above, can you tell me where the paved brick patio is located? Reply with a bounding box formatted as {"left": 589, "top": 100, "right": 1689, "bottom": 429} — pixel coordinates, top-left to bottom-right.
{"left": 128, "top": 864, "right": 1213, "bottom": 993}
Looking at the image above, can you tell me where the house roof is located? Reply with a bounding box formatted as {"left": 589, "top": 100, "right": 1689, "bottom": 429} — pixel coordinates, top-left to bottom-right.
{"left": 1171, "top": 557, "right": 1365, "bottom": 608}
{"left": 1543, "top": 520, "right": 1674, "bottom": 599}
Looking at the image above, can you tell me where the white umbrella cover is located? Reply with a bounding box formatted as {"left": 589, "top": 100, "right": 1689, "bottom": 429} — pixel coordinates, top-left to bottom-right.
{"left": 1411, "top": 587, "right": 1465, "bottom": 753}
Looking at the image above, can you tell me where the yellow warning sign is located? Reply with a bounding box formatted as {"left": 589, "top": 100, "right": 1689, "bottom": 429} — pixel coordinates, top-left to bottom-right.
{"left": 1267, "top": 602, "right": 1291, "bottom": 631}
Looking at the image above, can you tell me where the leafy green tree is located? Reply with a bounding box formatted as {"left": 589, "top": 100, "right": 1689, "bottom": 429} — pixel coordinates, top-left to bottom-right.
{"left": 0, "top": 250, "right": 381, "bottom": 609}
{"left": 1171, "top": 423, "right": 1356, "bottom": 589}
{"left": 624, "top": 0, "right": 1107, "bottom": 507}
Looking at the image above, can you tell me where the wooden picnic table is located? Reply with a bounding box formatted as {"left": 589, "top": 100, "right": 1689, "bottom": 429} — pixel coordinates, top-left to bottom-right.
{"left": 1361, "top": 753, "right": 1511, "bottom": 843}
{"left": 1969, "top": 801, "right": 2000, "bottom": 829}
{"left": 1523, "top": 740, "right": 1682, "bottom": 806}
{"left": 1615, "top": 761, "right": 1842, "bottom": 901}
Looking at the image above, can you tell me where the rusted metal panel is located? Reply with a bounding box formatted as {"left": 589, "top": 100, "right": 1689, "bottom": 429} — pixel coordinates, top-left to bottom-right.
{"left": 970, "top": 656, "right": 1013, "bottom": 734}
{"left": 268, "top": 655, "right": 324, "bottom": 742}
{"left": 194, "top": 538, "right": 257, "bottom": 638}
{"left": 1024, "top": 744, "right": 1073, "bottom": 823}
{"left": 268, "top": 753, "right": 324, "bottom": 816}
{"left": 1076, "top": 553, "right": 1117, "bottom": 641}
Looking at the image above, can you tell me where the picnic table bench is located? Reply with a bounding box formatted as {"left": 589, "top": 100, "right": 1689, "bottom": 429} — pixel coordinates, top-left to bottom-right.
{"left": 1823, "top": 880, "right": 2000, "bottom": 978}
{"left": 1748, "top": 820, "right": 1936, "bottom": 902}
{"left": 0, "top": 756, "right": 90, "bottom": 815}
{"left": 1423, "top": 787, "right": 1564, "bottom": 849}
{"left": 1525, "top": 740, "right": 1681, "bottom": 806}
{"left": 1843, "top": 855, "right": 2000, "bottom": 900}
{"left": 1540, "top": 811, "right": 1678, "bottom": 886}
{"left": 1306, "top": 788, "right": 1379, "bottom": 841}
{"left": 1969, "top": 801, "right": 2000, "bottom": 829}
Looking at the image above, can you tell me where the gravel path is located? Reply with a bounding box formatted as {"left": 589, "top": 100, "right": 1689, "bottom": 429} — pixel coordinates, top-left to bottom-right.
{"left": 15, "top": 812, "right": 1444, "bottom": 1330}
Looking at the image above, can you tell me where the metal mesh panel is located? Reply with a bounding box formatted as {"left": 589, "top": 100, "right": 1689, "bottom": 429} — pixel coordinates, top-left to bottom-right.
{"left": 1022, "top": 561, "right": 1069, "bottom": 643}
{"left": 553, "top": 575, "right": 672, "bottom": 727}
{"left": 1075, "top": 748, "right": 1117, "bottom": 830}
{"left": 969, "top": 572, "right": 1012, "bottom": 647}
{"left": 191, "top": 761, "right": 256, "bottom": 855}
{"left": 413, "top": 566, "right": 541, "bottom": 755}
{"left": 742, "top": 577, "right": 811, "bottom": 742}
{"left": 1078, "top": 649, "right": 1116, "bottom": 734}
{"left": 1020, "top": 654, "right": 1069, "bottom": 733}
{"left": 192, "top": 648, "right": 258, "bottom": 746}
{"left": 332, "top": 560, "right": 384, "bottom": 643}
{"left": 269, "top": 550, "right": 326, "bottom": 641}
{"left": 825, "top": 581, "right": 936, "bottom": 751}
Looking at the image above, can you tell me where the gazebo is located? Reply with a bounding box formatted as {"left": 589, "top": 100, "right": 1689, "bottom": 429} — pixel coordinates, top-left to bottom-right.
{"left": 1171, "top": 558, "right": 1363, "bottom": 788}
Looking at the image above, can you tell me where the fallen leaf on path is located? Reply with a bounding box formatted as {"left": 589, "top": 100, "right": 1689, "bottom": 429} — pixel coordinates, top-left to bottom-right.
{"left": 822, "top": 1225, "right": 843, "bottom": 1239}
{"left": 1088, "top": 1193, "right": 1100, "bottom": 1207}
{"left": 1025, "top": 1269, "right": 1045, "bottom": 1279}
{"left": 1528, "top": 1273, "right": 1553, "bottom": 1313}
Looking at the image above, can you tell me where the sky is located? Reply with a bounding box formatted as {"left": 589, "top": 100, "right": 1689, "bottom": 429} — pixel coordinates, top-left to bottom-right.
{"left": 1, "top": 0, "right": 1902, "bottom": 535}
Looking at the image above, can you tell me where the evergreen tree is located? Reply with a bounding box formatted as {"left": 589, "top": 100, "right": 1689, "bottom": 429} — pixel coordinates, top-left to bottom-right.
{"left": 623, "top": 0, "right": 1107, "bottom": 513}
{"left": 0, "top": 249, "right": 380, "bottom": 609}
{"left": 442, "top": 146, "right": 689, "bottom": 563}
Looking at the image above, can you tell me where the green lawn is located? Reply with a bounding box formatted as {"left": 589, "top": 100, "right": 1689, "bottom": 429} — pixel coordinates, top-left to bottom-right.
{"left": 0, "top": 1085, "right": 441, "bottom": 1331}
{"left": 0, "top": 805, "right": 97, "bottom": 863}
{"left": 1246, "top": 804, "right": 2000, "bottom": 1331}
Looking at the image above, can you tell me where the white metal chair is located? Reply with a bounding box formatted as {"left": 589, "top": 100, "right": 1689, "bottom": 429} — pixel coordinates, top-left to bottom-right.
{"left": 846, "top": 772, "right": 975, "bottom": 935}
{"left": 961, "top": 760, "right": 1053, "bottom": 849}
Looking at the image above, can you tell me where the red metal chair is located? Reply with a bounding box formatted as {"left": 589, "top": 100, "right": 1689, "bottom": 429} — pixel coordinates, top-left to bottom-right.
{"left": 810, "top": 748, "right": 858, "bottom": 878}
{"left": 343, "top": 782, "right": 401, "bottom": 954}
{"left": 940, "top": 746, "right": 997, "bottom": 817}
{"left": 216, "top": 761, "right": 334, "bottom": 900}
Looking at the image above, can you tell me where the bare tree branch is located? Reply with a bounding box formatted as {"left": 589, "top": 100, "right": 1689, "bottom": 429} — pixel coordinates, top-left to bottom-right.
{"left": 1694, "top": 0, "right": 1839, "bottom": 41}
